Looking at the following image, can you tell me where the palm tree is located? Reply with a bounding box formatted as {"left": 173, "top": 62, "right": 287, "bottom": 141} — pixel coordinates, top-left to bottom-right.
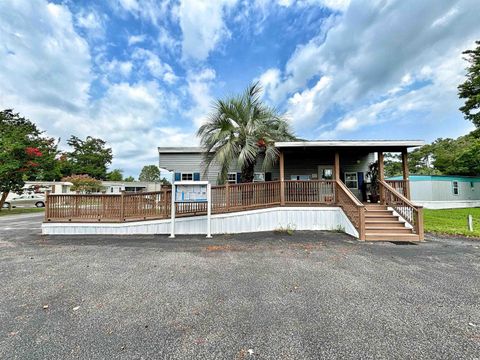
{"left": 197, "top": 82, "right": 296, "bottom": 184}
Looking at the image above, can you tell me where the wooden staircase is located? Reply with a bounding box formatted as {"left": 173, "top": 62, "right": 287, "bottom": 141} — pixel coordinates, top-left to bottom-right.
{"left": 364, "top": 204, "right": 421, "bottom": 242}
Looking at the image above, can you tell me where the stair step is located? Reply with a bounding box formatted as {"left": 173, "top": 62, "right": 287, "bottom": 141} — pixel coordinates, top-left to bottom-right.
{"left": 365, "top": 233, "right": 420, "bottom": 242}
{"left": 365, "top": 227, "right": 412, "bottom": 234}
{"left": 365, "top": 220, "right": 406, "bottom": 228}
{"left": 365, "top": 214, "right": 399, "bottom": 220}
{"left": 365, "top": 210, "right": 394, "bottom": 216}
{"left": 365, "top": 204, "right": 387, "bottom": 209}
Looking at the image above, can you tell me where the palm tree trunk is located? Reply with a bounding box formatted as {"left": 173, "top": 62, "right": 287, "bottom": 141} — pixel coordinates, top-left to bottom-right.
{"left": 241, "top": 161, "right": 256, "bottom": 183}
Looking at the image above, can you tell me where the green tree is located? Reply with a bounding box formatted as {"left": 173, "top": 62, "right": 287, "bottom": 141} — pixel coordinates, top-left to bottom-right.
{"left": 407, "top": 131, "right": 480, "bottom": 176}
{"left": 197, "top": 82, "right": 296, "bottom": 184}
{"left": 383, "top": 153, "right": 403, "bottom": 178}
{"left": 124, "top": 176, "right": 135, "bottom": 182}
{"left": 458, "top": 40, "right": 480, "bottom": 127}
{"left": 138, "top": 165, "right": 161, "bottom": 182}
{"left": 0, "top": 110, "right": 54, "bottom": 209}
{"left": 62, "top": 174, "right": 104, "bottom": 193}
{"left": 66, "top": 136, "right": 113, "bottom": 179}
{"left": 106, "top": 169, "right": 123, "bottom": 181}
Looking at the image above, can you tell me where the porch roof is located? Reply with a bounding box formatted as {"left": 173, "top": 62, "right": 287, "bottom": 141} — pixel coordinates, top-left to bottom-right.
{"left": 275, "top": 140, "right": 424, "bottom": 151}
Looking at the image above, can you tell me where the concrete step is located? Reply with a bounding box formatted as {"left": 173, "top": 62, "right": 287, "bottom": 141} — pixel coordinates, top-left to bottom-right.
{"left": 365, "top": 227, "right": 413, "bottom": 234}
{"left": 365, "top": 233, "right": 420, "bottom": 242}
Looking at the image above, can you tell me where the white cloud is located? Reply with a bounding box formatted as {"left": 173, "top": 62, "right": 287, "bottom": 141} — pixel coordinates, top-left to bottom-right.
{"left": 177, "top": 0, "right": 238, "bottom": 60}
{"left": 277, "top": 0, "right": 350, "bottom": 11}
{"left": 112, "top": 0, "right": 171, "bottom": 27}
{"left": 132, "top": 48, "right": 178, "bottom": 84}
{"left": 0, "top": 0, "right": 91, "bottom": 117}
{"left": 102, "top": 59, "right": 133, "bottom": 78}
{"left": 260, "top": 0, "right": 480, "bottom": 135}
{"left": 0, "top": 0, "right": 191, "bottom": 176}
{"left": 186, "top": 68, "right": 217, "bottom": 127}
{"left": 127, "top": 34, "right": 146, "bottom": 46}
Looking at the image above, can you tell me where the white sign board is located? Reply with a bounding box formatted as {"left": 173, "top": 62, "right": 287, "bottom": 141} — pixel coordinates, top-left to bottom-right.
{"left": 175, "top": 184, "right": 207, "bottom": 202}
{"left": 169, "top": 181, "right": 211, "bottom": 238}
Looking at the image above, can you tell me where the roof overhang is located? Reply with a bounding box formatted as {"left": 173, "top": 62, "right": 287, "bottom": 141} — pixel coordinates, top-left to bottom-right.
{"left": 158, "top": 147, "right": 205, "bottom": 154}
{"left": 275, "top": 140, "right": 424, "bottom": 150}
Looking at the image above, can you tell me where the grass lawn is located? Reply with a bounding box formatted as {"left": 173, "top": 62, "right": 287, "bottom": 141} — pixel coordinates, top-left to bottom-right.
{"left": 0, "top": 208, "right": 45, "bottom": 217}
{"left": 424, "top": 207, "right": 480, "bottom": 237}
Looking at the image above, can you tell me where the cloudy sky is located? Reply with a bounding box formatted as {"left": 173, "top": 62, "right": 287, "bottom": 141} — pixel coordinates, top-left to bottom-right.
{"left": 1, "top": 0, "right": 479, "bottom": 177}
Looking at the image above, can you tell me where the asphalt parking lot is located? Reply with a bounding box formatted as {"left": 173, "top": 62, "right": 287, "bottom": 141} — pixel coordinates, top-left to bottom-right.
{"left": 0, "top": 214, "right": 479, "bottom": 359}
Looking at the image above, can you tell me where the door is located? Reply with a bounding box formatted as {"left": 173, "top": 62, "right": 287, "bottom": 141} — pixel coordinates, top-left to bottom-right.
{"left": 317, "top": 166, "right": 335, "bottom": 202}
{"left": 318, "top": 166, "right": 334, "bottom": 180}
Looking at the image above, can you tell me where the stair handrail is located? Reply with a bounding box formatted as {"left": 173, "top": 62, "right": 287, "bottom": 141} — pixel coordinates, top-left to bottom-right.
{"left": 335, "top": 180, "right": 366, "bottom": 240}
{"left": 378, "top": 180, "right": 424, "bottom": 240}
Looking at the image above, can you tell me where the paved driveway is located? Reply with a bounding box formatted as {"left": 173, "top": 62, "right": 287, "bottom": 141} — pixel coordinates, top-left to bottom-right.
{"left": 0, "top": 215, "right": 479, "bottom": 359}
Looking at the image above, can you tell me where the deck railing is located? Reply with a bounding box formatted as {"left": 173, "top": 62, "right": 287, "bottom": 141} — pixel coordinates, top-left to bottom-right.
{"left": 45, "top": 180, "right": 369, "bottom": 238}
{"left": 385, "top": 180, "right": 409, "bottom": 198}
{"left": 379, "top": 180, "right": 423, "bottom": 240}
{"left": 335, "top": 181, "right": 365, "bottom": 240}
{"left": 284, "top": 180, "right": 335, "bottom": 204}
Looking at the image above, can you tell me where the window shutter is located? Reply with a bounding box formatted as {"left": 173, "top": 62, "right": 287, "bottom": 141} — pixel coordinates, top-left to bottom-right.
{"left": 236, "top": 172, "right": 242, "bottom": 184}
{"left": 265, "top": 172, "right": 272, "bottom": 181}
{"left": 174, "top": 172, "right": 181, "bottom": 181}
{"left": 193, "top": 172, "right": 200, "bottom": 181}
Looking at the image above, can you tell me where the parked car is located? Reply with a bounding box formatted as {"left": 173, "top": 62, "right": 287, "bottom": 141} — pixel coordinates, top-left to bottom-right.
{"left": 2, "top": 194, "right": 46, "bottom": 208}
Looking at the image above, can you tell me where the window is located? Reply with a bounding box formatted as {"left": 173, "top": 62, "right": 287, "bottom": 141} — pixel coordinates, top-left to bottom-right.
{"left": 253, "top": 172, "right": 265, "bottom": 182}
{"left": 290, "top": 175, "right": 311, "bottom": 181}
{"left": 181, "top": 173, "right": 193, "bottom": 181}
{"left": 227, "top": 173, "right": 237, "bottom": 184}
{"left": 344, "top": 172, "right": 358, "bottom": 189}
{"left": 322, "top": 169, "right": 333, "bottom": 180}
{"left": 452, "top": 181, "right": 459, "bottom": 195}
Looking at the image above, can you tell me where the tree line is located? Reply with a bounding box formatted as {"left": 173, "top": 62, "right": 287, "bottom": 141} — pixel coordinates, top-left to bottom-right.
{"left": 0, "top": 109, "right": 166, "bottom": 208}
{"left": 385, "top": 40, "right": 480, "bottom": 178}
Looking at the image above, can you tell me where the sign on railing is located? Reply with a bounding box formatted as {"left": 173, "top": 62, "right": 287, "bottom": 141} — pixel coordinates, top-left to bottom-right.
{"left": 170, "top": 181, "right": 211, "bottom": 238}
{"left": 175, "top": 183, "right": 207, "bottom": 202}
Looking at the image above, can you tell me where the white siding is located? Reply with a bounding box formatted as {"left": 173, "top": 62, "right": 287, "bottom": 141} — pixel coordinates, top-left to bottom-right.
{"left": 410, "top": 180, "right": 480, "bottom": 201}
{"left": 42, "top": 207, "right": 358, "bottom": 238}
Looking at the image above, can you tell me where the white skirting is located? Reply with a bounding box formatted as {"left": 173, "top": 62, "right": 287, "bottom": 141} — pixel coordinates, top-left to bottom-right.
{"left": 414, "top": 200, "right": 480, "bottom": 209}
{"left": 42, "top": 207, "right": 359, "bottom": 238}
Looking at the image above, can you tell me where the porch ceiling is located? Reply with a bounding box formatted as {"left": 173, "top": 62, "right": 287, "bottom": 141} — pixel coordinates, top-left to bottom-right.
{"left": 275, "top": 140, "right": 424, "bottom": 152}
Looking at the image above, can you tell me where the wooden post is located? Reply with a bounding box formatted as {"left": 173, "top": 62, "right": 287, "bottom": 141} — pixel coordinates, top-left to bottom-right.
{"left": 359, "top": 206, "right": 366, "bottom": 241}
{"left": 417, "top": 206, "right": 424, "bottom": 241}
{"left": 378, "top": 152, "right": 385, "bottom": 204}
{"left": 334, "top": 152, "right": 340, "bottom": 181}
{"left": 279, "top": 150, "right": 285, "bottom": 206}
{"left": 401, "top": 149, "right": 410, "bottom": 199}
{"left": 44, "top": 190, "right": 50, "bottom": 222}
{"left": 225, "top": 182, "right": 230, "bottom": 211}
{"left": 120, "top": 190, "right": 125, "bottom": 222}
{"left": 163, "top": 189, "right": 169, "bottom": 217}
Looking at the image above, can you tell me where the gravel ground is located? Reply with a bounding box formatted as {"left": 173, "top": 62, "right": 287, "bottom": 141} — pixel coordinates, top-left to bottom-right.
{"left": 0, "top": 214, "right": 479, "bottom": 359}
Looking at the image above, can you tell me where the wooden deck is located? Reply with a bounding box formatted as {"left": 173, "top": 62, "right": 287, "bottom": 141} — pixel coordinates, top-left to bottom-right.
{"left": 44, "top": 180, "right": 423, "bottom": 242}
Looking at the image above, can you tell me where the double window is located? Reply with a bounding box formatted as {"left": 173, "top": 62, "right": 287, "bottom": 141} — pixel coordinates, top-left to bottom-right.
{"left": 227, "top": 173, "right": 237, "bottom": 184}
{"left": 344, "top": 172, "right": 358, "bottom": 189}
{"left": 452, "top": 181, "right": 459, "bottom": 195}
{"left": 181, "top": 173, "right": 193, "bottom": 181}
{"left": 253, "top": 172, "right": 265, "bottom": 182}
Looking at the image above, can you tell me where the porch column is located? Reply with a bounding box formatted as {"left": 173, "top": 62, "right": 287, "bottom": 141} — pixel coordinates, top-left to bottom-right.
{"left": 401, "top": 149, "right": 411, "bottom": 199}
{"left": 334, "top": 152, "right": 340, "bottom": 181}
{"left": 378, "top": 151, "right": 385, "bottom": 204}
{"left": 279, "top": 150, "right": 285, "bottom": 205}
